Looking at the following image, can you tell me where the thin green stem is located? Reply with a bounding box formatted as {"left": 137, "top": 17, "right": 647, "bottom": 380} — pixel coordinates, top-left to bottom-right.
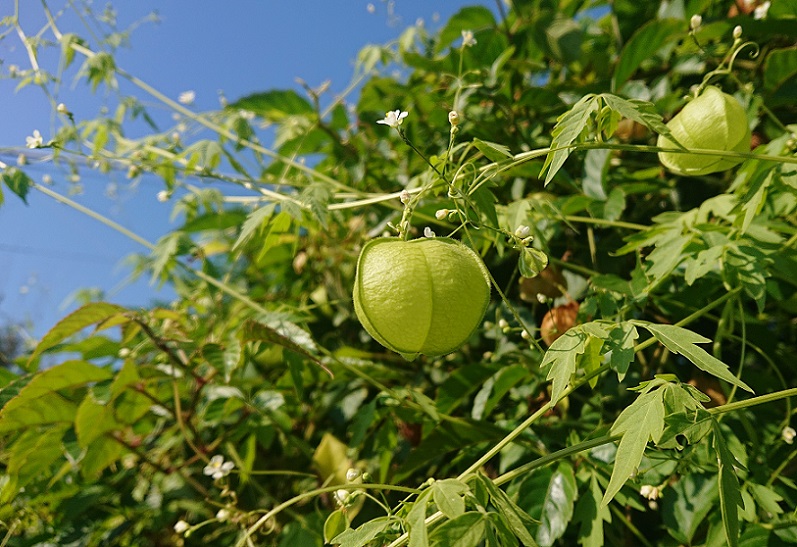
{"left": 236, "top": 483, "right": 419, "bottom": 547}
{"left": 708, "top": 388, "right": 797, "bottom": 417}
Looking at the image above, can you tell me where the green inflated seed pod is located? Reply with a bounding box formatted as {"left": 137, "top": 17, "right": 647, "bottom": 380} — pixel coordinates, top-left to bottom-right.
{"left": 353, "top": 237, "right": 491, "bottom": 361}
{"left": 657, "top": 86, "right": 751, "bottom": 176}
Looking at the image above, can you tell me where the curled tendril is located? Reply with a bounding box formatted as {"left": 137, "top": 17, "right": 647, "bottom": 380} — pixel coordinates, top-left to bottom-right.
{"left": 697, "top": 40, "right": 760, "bottom": 94}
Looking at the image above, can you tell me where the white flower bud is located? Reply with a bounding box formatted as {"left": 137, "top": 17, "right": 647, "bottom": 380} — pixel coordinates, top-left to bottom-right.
{"left": 690, "top": 14, "right": 702, "bottom": 30}
{"left": 498, "top": 319, "right": 509, "bottom": 329}
{"left": 435, "top": 209, "right": 448, "bottom": 220}
{"left": 423, "top": 226, "right": 436, "bottom": 238}
{"left": 174, "top": 520, "right": 190, "bottom": 534}
{"left": 783, "top": 426, "right": 796, "bottom": 444}
{"left": 157, "top": 190, "right": 170, "bottom": 202}
{"left": 733, "top": 25, "right": 742, "bottom": 39}
{"left": 515, "top": 225, "right": 530, "bottom": 238}
{"left": 57, "top": 103, "right": 69, "bottom": 114}
{"left": 448, "top": 110, "right": 460, "bottom": 127}
{"left": 346, "top": 468, "right": 360, "bottom": 482}
{"left": 400, "top": 189, "right": 411, "bottom": 204}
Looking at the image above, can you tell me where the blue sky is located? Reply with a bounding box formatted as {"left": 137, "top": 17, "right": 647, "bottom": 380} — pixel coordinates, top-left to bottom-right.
{"left": 0, "top": 1, "right": 494, "bottom": 339}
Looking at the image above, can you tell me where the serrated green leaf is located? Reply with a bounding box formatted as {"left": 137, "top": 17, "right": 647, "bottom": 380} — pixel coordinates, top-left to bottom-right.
{"left": 607, "top": 323, "right": 638, "bottom": 380}
{"left": 639, "top": 323, "right": 753, "bottom": 393}
{"left": 713, "top": 423, "right": 743, "bottom": 547}
{"left": 600, "top": 94, "right": 682, "bottom": 147}
{"left": 429, "top": 512, "right": 488, "bottom": 547}
{"left": 541, "top": 326, "right": 588, "bottom": 405}
{"left": 580, "top": 335, "right": 604, "bottom": 390}
{"left": 474, "top": 139, "right": 513, "bottom": 162}
{"left": 28, "top": 303, "right": 125, "bottom": 364}
{"left": 227, "top": 89, "right": 314, "bottom": 122}
{"left": 233, "top": 203, "right": 275, "bottom": 251}
{"left": 602, "top": 389, "right": 665, "bottom": 506}
{"left": 748, "top": 483, "right": 784, "bottom": 516}
{"left": 541, "top": 94, "right": 599, "bottom": 186}
{"left": 301, "top": 182, "right": 331, "bottom": 229}
{"left": 433, "top": 479, "right": 469, "bottom": 520}
{"left": 477, "top": 474, "right": 539, "bottom": 547}
{"left": 488, "top": 513, "right": 520, "bottom": 547}
{"left": 573, "top": 473, "right": 611, "bottom": 547}
{"left": 331, "top": 517, "right": 391, "bottom": 547}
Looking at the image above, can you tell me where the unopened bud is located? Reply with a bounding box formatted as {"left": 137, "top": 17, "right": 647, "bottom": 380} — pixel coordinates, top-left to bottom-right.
{"left": 400, "top": 189, "right": 411, "bottom": 204}
{"left": 690, "top": 14, "right": 702, "bottom": 31}
{"left": 435, "top": 209, "right": 448, "bottom": 220}
{"left": 57, "top": 103, "right": 69, "bottom": 114}
{"left": 448, "top": 110, "right": 460, "bottom": 127}
{"left": 515, "top": 225, "right": 530, "bottom": 238}
{"left": 733, "top": 25, "right": 742, "bottom": 39}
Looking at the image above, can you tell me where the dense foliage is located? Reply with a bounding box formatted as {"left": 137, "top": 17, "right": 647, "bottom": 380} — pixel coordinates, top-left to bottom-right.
{"left": 1, "top": 1, "right": 797, "bottom": 546}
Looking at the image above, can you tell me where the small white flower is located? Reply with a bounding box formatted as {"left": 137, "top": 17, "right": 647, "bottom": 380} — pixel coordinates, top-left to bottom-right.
{"left": 690, "top": 14, "right": 702, "bottom": 31}
{"left": 203, "top": 455, "right": 235, "bottom": 480}
{"left": 216, "top": 508, "right": 231, "bottom": 522}
{"left": 56, "top": 103, "right": 69, "bottom": 114}
{"left": 515, "top": 225, "right": 530, "bottom": 238}
{"left": 174, "top": 520, "right": 190, "bottom": 534}
{"left": 424, "top": 227, "right": 436, "bottom": 238}
{"left": 178, "top": 90, "right": 196, "bottom": 105}
{"left": 346, "top": 468, "right": 360, "bottom": 482}
{"left": 157, "top": 190, "right": 170, "bottom": 202}
{"left": 0, "top": 160, "right": 7, "bottom": 170}
{"left": 26, "top": 130, "right": 43, "bottom": 149}
{"left": 461, "top": 30, "right": 477, "bottom": 47}
{"left": 435, "top": 209, "right": 449, "bottom": 220}
{"left": 521, "top": 330, "right": 531, "bottom": 340}
{"left": 377, "top": 110, "right": 408, "bottom": 128}
{"left": 118, "top": 348, "right": 131, "bottom": 358}
{"left": 335, "top": 489, "right": 351, "bottom": 504}
{"left": 448, "top": 110, "right": 460, "bottom": 126}
{"left": 640, "top": 485, "right": 660, "bottom": 501}
{"left": 733, "top": 25, "right": 743, "bottom": 40}
{"left": 753, "top": 1, "right": 770, "bottom": 19}
{"left": 400, "top": 189, "right": 411, "bottom": 204}
{"left": 783, "top": 426, "right": 796, "bottom": 445}
{"left": 536, "top": 293, "right": 548, "bottom": 304}
{"left": 498, "top": 319, "right": 509, "bottom": 329}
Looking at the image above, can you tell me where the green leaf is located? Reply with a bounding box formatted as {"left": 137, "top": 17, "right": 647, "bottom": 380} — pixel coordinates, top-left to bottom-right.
{"left": 602, "top": 389, "right": 665, "bottom": 506}
{"left": 573, "top": 473, "right": 611, "bottom": 547}
{"left": 612, "top": 19, "right": 684, "bottom": 90}
{"left": 242, "top": 319, "right": 327, "bottom": 371}
{"left": 432, "top": 479, "right": 469, "bottom": 520}
{"left": 540, "top": 326, "right": 588, "bottom": 405}
{"left": 536, "top": 463, "right": 577, "bottom": 547}
{"left": 233, "top": 203, "right": 275, "bottom": 251}
{"left": 1, "top": 168, "right": 33, "bottom": 204}
{"left": 661, "top": 474, "right": 718, "bottom": 544}
{"left": 435, "top": 7, "right": 496, "bottom": 53}
{"left": 312, "top": 433, "right": 351, "bottom": 486}
{"left": 763, "top": 47, "right": 797, "bottom": 93}
{"left": 474, "top": 139, "right": 513, "bottom": 163}
{"left": 477, "top": 474, "right": 539, "bottom": 547}
{"left": 713, "top": 423, "right": 743, "bottom": 547}
{"left": 300, "top": 182, "right": 331, "bottom": 229}
{"left": 488, "top": 513, "right": 520, "bottom": 547}
{"left": 600, "top": 94, "right": 682, "bottom": 147}
{"left": 324, "top": 510, "right": 349, "bottom": 544}
{"left": 639, "top": 323, "right": 753, "bottom": 393}
{"left": 607, "top": 323, "right": 638, "bottom": 380}
{"left": 429, "top": 512, "right": 487, "bottom": 547}
{"left": 471, "top": 185, "right": 499, "bottom": 229}
{"left": 519, "top": 248, "right": 549, "bottom": 278}
{"left": 227, "top": 89, "right": 314, "bottom": 122}
{"left": 0, "top": 360, "right": 112, "bottom": 430}
{"left": 541, "top": 94, "right": 599, "bottom": 186}
{"left": 748, "top": 483, "right": 784, "bottom": 516}
{"left": 408, "top": 489, "right": 432, "bottom": 547}
{"left": 81, "top": 435, "right": 125, "bottom": 479}
{"left": 331, "top": 517, "right": 391, "bottom": 547}
{"left": 75, "top": 396, "right": 119, "bottom": 447}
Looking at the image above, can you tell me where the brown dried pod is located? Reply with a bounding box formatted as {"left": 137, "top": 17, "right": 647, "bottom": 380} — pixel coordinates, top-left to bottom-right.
{"left": 540, "top": 301, "right": 579, "bottom": 346}
{"left": 520, "top": 266, "right": 567, "bottom": 301}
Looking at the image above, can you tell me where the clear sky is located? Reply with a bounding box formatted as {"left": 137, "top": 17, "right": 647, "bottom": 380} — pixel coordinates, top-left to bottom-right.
{"left": 0, "top": 1, "right": 495, "bottom": 339}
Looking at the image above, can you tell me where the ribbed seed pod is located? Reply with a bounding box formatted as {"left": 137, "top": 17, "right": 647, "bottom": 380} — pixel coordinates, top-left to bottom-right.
{"left": 353, "top": 237, "right": 491, "bottom": 361}
{"left": 657, "top": 86, "right": 751, "bottom": 176}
